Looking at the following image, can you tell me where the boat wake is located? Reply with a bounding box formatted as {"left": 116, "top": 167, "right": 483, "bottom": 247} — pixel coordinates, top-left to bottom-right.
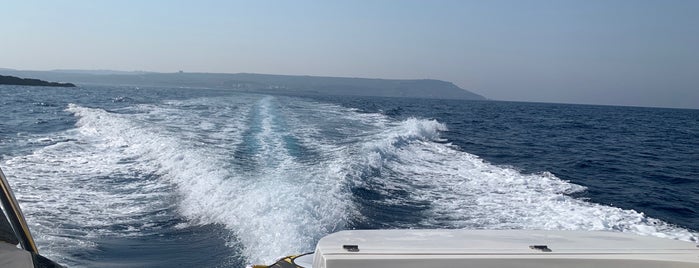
{"left": 2, "top": 93, "right": 696, "bottom": 265}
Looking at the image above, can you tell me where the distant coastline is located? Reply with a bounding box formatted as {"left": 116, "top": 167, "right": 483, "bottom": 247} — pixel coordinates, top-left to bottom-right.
{"left": 0, "top": 69, "right": 484, "bottom": 100}
{"left": 0, "top": 74, "right": 76, "bottom": 87}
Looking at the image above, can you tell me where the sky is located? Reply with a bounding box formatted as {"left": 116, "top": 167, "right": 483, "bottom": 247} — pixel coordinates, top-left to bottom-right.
{"left": 1, "top": 0, "right": 698, "bottom": 109}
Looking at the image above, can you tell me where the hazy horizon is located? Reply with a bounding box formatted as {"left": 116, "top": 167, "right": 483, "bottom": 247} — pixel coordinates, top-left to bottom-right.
{"left": 2, "top": 0, "right": 698, "bottom": 109}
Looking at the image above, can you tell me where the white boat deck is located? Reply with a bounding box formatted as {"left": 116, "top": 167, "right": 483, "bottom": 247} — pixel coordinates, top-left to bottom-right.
{"left": 311, "top": 229, "right": 699, "bottom": 268}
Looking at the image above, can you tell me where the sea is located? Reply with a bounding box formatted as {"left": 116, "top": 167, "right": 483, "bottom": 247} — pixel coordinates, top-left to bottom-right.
{"left": 0, "top": 85, "right": 697, "bottom": 267}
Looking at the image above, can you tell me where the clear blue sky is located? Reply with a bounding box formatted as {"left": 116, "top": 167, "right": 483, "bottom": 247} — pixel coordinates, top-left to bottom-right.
{"left": 1, "top": 0, "right": 698, "bottom": 108}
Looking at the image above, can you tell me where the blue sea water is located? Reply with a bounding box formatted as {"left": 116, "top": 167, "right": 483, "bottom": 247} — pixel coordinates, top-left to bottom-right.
{"left": 0, "top": 85, "right": 697, "bottom": 267}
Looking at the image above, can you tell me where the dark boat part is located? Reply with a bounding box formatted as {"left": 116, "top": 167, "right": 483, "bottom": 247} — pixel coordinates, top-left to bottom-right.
{"left": 251, "top": 252, "right": 314, "bottom": 268}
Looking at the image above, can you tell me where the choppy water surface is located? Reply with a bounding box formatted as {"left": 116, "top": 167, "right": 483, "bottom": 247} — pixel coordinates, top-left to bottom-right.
{"left": 1, "top": 85, "right": 697, "bottom": 267}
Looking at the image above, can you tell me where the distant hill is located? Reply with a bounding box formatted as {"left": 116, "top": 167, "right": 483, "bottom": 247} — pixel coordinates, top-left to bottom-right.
{"left": 49, "top": 69, "right": 154, "bottom": 75}
{"left": 0, "top": 69, "right": 485, "bottom": 100}
{"left": 0, "top": 74, "right": 76, "bottom": 87}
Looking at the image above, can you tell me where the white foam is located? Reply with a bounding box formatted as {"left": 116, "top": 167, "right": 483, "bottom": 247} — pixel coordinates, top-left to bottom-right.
{"left": 3, "top": 106, "right": 176, "bottom": 263}
{"left": 21, "top": 95, "right": 351, "bottom": 264}
{"left": 2, "top": 95, "right": 256, "bottom": 264}
{"left": 3, "top": 93, "right": 696, "bottom": 267}
{"left": 244, "top": 97, "right": 698, "bottom": 246}
{"left": 351, "top": 117, "right": 698, "bottom": 241}
{"left": 168, "top": 96, "right": 352, "bottom": 263}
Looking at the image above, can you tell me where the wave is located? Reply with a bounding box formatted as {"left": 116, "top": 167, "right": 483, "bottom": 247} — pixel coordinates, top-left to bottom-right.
{"left": 59, "top": 97, "right": 349, "bottom": 264}
{"left": 349, "top": 115, "right": 697, "bottom": 241}
{"left": 2, "top": 104, "right": 179, "bottom": 264}
{"left": 2, "top": 94, "right": 696, "bottom": 266}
